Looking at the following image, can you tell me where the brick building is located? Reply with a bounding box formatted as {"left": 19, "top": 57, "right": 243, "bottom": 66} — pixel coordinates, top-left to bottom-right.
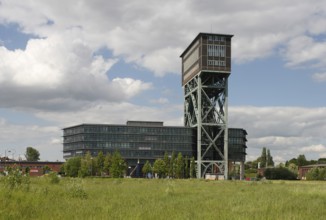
{"left": 0, "top": 161, "right": 63, "bottom": 177}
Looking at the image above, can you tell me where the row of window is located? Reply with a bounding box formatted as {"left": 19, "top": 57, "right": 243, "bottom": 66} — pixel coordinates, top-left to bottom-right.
{"left": 208, "top": 36, "right": 226, "bottom": 42}
{"left": 229, "top": 129, "right": 247, "bottom": 136}
{"left": 207, "top": 45, "right": 226, "bottom": 57}
{"left": 229, "top": 146, "right": 246, "bottom": 153}
{"left": 64, "top": 134, "right": 194, "bottom": 143}
{"left": 207, "top": 60, "right": 226, "bottom": 67}
{"left": 64, "top": 142, "right": 193, "bottom": 151}
{"left": 229, "top": 138, "right": 246, "bottom": 145}
{"left": 64, "top": 126, "right": 193, "bottom": 136}
{"left": 68, "top": 149, "right": 193, "bottom": 159}
{"left": 65, "top": 126, "right": 245, "bottom": 137}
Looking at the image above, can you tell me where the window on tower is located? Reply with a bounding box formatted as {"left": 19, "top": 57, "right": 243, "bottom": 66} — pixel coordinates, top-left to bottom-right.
{"left": 207, "top": 60, "right": 226, "bottom": 66}
{"left": 207, "top": 45, "right": 225, "bottom": 57}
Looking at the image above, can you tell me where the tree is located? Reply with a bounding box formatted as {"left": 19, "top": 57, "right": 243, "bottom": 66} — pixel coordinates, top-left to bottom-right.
{"left": 170, "top": 151, "right": 176, "bottom": 178}
{"left": 142, "top": 160, "right": 152, "bottom": 177}
{"left": 153, "top": 159, "right": 166, "bottom": 178}
{"left": 103, "top": 153, "right": 112, "bottom": 175}
{"left": 297, "top": 154, "right": 308, "bottom": 167}
{"left": 175, "top": 152, "right": 184, "bottom": 178}
{"left": 96, "top": 151, "right": 105, "bottom": 176}
{"left": 288, "top": 163, "right": 298, "bottom": 175}
{"left": 25, "top": 147, "right": 40, "bottom": 161}
{"left": 318, "top": 158, "right": 326, "bottom": 164}
{"left": 266, "top": 149, "right": 274, "bottom": 167}
{"left": 190, "top": 157, "right": 196, "bottom": 178}
{"left": 306, "top": 167, "right": 326, "bottom": 180}
{"left": 163, "top": 152, "right": 170, "bottom": 177}
{"left": 184, "top": 156, "right": 189, "bottom": 179}
{"left": 260, "top": 147, "right": 267, "bottom": 168}
{"left": 79, "top": 151, "right": 93, "bottom": 177}
{"left": 64, "top": 157, "right": 81, "bottom": 177}
{"left": 255, "top": 147, "right": 274, "bottom": 168}
{"left": 110, "top": 151, "right": 126, "bottom": 178}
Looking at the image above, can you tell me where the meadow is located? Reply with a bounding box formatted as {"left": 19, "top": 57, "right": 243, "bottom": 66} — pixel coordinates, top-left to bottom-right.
{"left": 0, "top": 177, "right": 325, "bottom": 220}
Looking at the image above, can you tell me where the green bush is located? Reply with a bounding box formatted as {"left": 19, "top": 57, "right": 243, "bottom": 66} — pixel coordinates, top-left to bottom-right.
{"left": 306, "top": 167, "right": 326, "bottom": 180}
{"left": 4, "top": 167, "right": 30, "bottom": 190}
{"left": 48, "top": 172, "right": 60, "bottom": 184}
{"left": 264, "top": 167, "right": 297, "bottom": 180}
{"left": 67, "top": 179, "right": 88, "bottom": 199}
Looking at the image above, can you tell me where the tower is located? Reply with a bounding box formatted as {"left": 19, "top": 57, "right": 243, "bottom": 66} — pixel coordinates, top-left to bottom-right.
{"left": 181, "top": 33, "right": 233, "bottom": 179}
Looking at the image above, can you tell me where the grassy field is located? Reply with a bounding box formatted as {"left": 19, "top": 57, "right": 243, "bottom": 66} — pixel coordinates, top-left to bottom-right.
{"left": 0, "top": 177, "right": 326, "bottom": 220}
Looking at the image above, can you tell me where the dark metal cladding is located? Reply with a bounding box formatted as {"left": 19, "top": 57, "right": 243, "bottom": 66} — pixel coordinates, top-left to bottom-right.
{"left": 180, "top": 33, "right": 233, "bottom": 86}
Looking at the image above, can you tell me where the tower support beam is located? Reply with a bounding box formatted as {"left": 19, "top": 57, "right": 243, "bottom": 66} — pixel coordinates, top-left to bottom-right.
{"left": 181, "top": 33, "right": 233, "bottom": 179}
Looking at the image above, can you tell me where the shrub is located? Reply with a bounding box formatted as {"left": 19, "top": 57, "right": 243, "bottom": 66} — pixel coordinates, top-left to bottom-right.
{"left": 67, "top": 179, "right": 88, "bottom": 199}
{"left": 306, "top": 167, "right": 326, "bottom": 180}
{"left": 4, "top": 167, "right": 30, "bottom": 190}
{"left": 264, "top": 167, "right": 297, "bottom": 180}
{"left": 48, "top": 172, "right": 60, "bottom": 184}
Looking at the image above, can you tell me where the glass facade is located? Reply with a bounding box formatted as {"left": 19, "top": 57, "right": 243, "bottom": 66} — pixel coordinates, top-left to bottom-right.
{"left": 63, "top": 121, "right": 196, "bottom": 165}
{"left": 228, "top": 128, "right": 247, "bottom": 162}
{"left": 63, "top": 121, "right": 247, "bottom": 165}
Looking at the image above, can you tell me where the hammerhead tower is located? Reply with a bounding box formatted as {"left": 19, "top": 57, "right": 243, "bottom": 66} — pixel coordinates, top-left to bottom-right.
{"left": 181, "top": 33, "right": 233, "bottom": 179}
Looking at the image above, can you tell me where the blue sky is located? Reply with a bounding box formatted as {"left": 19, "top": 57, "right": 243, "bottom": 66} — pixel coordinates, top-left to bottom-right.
{"left": 0, "top": 0, "right": 326, "bottom": 163}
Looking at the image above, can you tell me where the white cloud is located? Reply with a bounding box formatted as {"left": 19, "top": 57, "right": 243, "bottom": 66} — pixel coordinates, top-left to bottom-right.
{"left": 36, "top": 101, "right": 183, "bottom": 127}
{"left": 0, "top": 117, "right": 62, "bottom": 160}
{"left": 150, "top": 98, "right": 170, "bottom": 105}
{"left": 313, "top": 72, "right": 326, "bottom": 82}
{"left": 112, "top": 78, "right": 152, "bottom": 99}
{"left": 283, "top": 36, "right": 326, "bottom": 68}
{"left": 300, "top": 144, "right": 326, "bottom": 153}
{"left": 138, "top": 47, "right": 183, "bottom": 77}
{"left": 229, "top": 106, "right": 326, "bottom": 162}
{"left": 0, "top": 30, "right": 152, "bottom": 111}
{"left": 1, "top": 0, "right": 326, "bottom": 77}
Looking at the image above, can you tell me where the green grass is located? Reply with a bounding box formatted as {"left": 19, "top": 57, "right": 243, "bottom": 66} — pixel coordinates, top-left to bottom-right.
{"left": 0, "top": 178, "right": 326, "bottom": 219}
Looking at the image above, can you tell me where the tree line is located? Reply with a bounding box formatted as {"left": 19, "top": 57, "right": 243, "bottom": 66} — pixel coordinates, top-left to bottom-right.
{"left": 64, "top": 151, "right": 126, "bottom": 178}
{"left": 245, "top": 147, "right": 326, "bottom": 180}
{"left": 63, "top": 150, "right": 197, "bottom": 179}
{"left": 142, "top": 152, "right": 196, "bottom": 179}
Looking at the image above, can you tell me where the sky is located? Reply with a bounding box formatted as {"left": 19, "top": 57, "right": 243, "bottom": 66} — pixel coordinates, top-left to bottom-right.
{"left": 0, "top": 0, "right": 326, "bottom": 163}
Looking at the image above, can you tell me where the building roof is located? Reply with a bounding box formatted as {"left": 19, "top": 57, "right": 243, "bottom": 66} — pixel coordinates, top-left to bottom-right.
{"left": 0, "top": 161, "right": 64, "bottom": 165}
{"left": 299, "top": 164, "right": 326, "bottom": 168}
{"left": 63, "top": 121, "right": 191, "bottom": 130}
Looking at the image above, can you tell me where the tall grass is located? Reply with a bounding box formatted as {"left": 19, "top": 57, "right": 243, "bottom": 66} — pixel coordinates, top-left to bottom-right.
{"left": 0, "top": 178, "right": 325, "bottom": 219}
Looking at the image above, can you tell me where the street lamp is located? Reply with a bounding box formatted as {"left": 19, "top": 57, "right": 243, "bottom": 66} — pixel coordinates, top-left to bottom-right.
{"left": 4, "top": 149, "right": 16, "bottom": 172}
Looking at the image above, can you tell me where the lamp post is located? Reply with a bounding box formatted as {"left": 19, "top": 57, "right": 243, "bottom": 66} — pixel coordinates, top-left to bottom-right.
{"left": 4, "top": 149, "right": 16, "bottom": 173}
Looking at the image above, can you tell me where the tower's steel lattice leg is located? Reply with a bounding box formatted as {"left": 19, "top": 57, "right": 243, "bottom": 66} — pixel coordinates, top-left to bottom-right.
{"left": 184, "top": 72, "right": 229, "bottom": 179}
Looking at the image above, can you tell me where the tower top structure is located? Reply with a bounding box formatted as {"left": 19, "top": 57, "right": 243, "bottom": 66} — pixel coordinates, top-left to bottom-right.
{"left": 180, "top": 33, "right": 233, "bottom": 86}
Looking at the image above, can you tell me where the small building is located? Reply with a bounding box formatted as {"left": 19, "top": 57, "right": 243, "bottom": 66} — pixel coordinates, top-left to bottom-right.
{"left": 0, "top": 161, "right": 64, "bottom": 177}
{"left": 298, "top": 164, "right": 326, "bottom": 180}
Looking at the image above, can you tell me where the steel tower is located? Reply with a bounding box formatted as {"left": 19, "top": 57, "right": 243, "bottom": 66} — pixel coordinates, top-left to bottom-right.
{"left": 181, "top": 33, "right": 233, "bottom": 179}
